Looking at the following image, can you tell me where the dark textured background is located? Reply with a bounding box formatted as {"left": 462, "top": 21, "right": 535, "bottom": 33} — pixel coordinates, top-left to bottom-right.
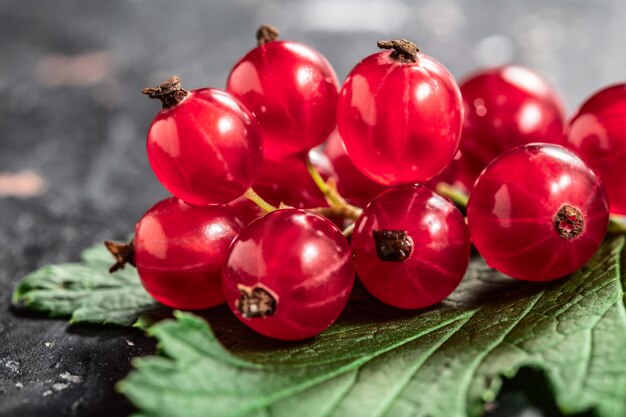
{"left": 0, "top": 1, "right": 624, "bottom": 416}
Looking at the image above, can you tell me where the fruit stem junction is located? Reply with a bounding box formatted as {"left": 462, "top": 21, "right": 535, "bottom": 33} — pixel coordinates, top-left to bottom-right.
{"left": 377, "top": 39, "right": 419, "bottom": 63}
{"left": 372, "top": 230, "right": 413, "bottom": 262}
{"left": 104, "top": 240, "right": 135, "bottom": 273}
{"left": 554, "top": 205, "right": 584, "bottom": 240}
{"left": 236, "top": 284, "right": 277, "bottom": 318}
{"left": 305, "top": 155, "right": 362, "bottom": 221}
{"left": 257, "top": 24, "right": 280, "bottom": 46}
{"left": 435, "top": 182, "right": 469, "bottom": 209}
{"left": 142, "top": 76, "right": 189, "bottom": 109}
{"left": 244, "top": 188, "right": 278, "bottom": 213}
{"left": 608, "top": 215, "right": 626, "bottom": 235}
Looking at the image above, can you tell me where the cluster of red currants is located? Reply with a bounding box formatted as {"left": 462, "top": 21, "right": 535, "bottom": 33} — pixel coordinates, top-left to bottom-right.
{"left": 107, "top": 24, "right": 625, "bottom": 341}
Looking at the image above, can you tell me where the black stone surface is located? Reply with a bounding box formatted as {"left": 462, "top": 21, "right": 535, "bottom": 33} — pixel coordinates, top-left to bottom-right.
{"left": 0, "top": 1, "right": 624, "bottom": 416}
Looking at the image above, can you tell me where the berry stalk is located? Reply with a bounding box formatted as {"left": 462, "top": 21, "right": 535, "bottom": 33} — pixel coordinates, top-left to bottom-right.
{"left": 305, "top": 155, "right": 362, "bottom": 221}
{"left": 608, "top": 216, "right": 626, "bottom": 234}
{"left": 435, "top": 182, "right": 469, "bottom": 209}
{"left": 142, "top": 76, "right": 189, "bottom": 109}
{"left": 243, "top": 188, "right": 278, "bottom": 213}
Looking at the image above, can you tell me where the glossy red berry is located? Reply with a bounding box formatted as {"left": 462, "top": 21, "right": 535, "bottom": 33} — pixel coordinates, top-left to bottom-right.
{"left": 227, "top": 25, "right": 339, "bottom": 161}
{"left": 566, "top": 84, "right": 626, "bottom": 215}
{"left": 323, "top": 130, "right": 387, "bottom": 207}
{"left": 352, "top": 185, "right": 470, "bottom": 309}
{"left": 222, "top": 209, "right": 354, "bottom": 340}
{"left": 144, "top": 76, "right": 262, "bottom": 206}
{"left": 456, "top": 66, "right": 565, "bottom": 190}
{"left": 134, "top": 197, "right": 242, "bottom": 309}
{"left": 337, "top": 40, "right": 463, "bottom": 185}
{"left": 467, "top": 143, "right": 609, "bottom": 281}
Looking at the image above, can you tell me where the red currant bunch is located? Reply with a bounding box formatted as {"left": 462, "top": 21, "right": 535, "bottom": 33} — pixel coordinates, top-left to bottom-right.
{"left": 104, "top": 25, "right": 616, "bottom": 341}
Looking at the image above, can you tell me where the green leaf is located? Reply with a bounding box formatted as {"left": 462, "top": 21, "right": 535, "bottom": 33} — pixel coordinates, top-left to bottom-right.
{"left": 117, "top": 237, "right": 626, "bottom": 417}
{"left": 12, "top": 242, "right": 166, "bottom": 327}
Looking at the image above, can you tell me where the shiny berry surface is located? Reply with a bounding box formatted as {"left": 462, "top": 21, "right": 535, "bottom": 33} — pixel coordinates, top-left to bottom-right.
{"left": 227, "top": 38, "right": 339, "bottom": 161}
{"left": 352, "top": 185, "right": 470, "bottom": 309}
{"left": 336, "top": 46, "right": 463, "bottom": 185}
{"left": 467, "top": 144, "right": 609, "bottom": 281}
{"left": 456, "top": 66, "right": 565, "bottom": 190}
{"left": 222, "top": 209, "right": 354, "bottom": 340}
{"left": 146, "top": 88, "right": 262, "bottom": 205}
{"left": 134, "top": 198, "right": 242, "bottom": 309}
{"left": 323, "top": 130, "right": 387, "bottom": 207}
{"left": 566, "top": 84, "right": 626, "bottom": 215}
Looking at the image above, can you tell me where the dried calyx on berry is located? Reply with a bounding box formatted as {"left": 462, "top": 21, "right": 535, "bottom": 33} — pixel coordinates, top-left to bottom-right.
{"left": 554, "top": 205, "right": 584, "bottom": 240}
{"left": 236, "top": 284, "right": 277, "bottom": 318}
{"left": 142, "top": 76, "right": 188, "bottom": 108}
{"left": 377, "top": 39, "right": 419, "bottom": 63}
{"left": 256, "top": 23, "right": 279, "bottom": 46}
{"left": 372, "top": 230, "right": 413, "bottom": 262}
{"left": 104, "top": 240, "right": 135, "bottom": 273}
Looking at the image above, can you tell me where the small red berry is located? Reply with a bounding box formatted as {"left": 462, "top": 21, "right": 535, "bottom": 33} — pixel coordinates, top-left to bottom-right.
{"left": 352, "top": 185, "right": 470, "bottom": 309}
{"left": 323, "top": 130, "right": 387, "bottom": 207}
{"left": 227, "top": 24, "right": 339, "bottom": 161}
{"left": 566, "top": 84, "right": 626, "bottom": 215}
{"left": 337, "top": 39, "right": 463, "bottom": 185}
{"left": 222, "top": 209, "right": 355, "bottom": 340}
{"left": 144, "top": 76, "right": 262, "bottom": 206}
{"left": 467, "top": 143, "right": 609, "bottom": 281}
{"left": 455, "top": 66, "right": 565, "bottom": 190}
{"left": 133, "top": 198, "right": 242, "bottom": 309}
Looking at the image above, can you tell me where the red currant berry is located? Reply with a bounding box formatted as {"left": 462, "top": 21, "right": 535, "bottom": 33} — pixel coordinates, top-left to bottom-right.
{"left": 144, "top": 76, "right": 262, "bottom": 205}
{"left": 352, "top": 185, "right": 470, "bottom": 309}
{"left": 456, "top": 66, "right": 565, "bottom": 190}
{"left": 566, "top": 84, "right": 626, "bottom": 215}
{"left": 337, "top": 40, "right": 462, "bottom": 185}
{"left": 467, "top": 143, "right": 609, "bottom": 281}
{"left": 133, "top": 198, "right": 242, "bottom": 309}
{"left": 323, "top": 130, "right": 387, "bottom": 207}
{"left": 222, "top": 209, "right": 354, "bottom": 340}
{"left": 227, "top": 24, "right": 339, "bottom": 161}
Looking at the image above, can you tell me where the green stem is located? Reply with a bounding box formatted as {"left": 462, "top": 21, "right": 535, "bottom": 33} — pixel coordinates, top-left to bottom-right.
{"left": 435, "top": 182, "right": 469, "bottom": 209}
{"left": 305, "top": 154, "right": 362, "bottom": 221}
{"left": 244, "top": 188, "right": 277, "bottom": 213}
{"left": 342, "top": 222, "right": 355, "bottom": 239}
{"left": 608, "top": 215, "right": 626, "bottom": 235}
{"left": 305, "top": 155, "right": 344, "bottom": 208}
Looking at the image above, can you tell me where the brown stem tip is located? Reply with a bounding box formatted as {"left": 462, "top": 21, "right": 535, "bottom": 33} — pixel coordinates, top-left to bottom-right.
{"left": 554, "top": 205, "right": 584, "bottom": 240}
{"left": 104, "top": 240, "right": 135, "bottom": 273}
{"left": 372, "top": 230, "right": 413, "bottom": 262}
{"left": 236, "top": 284, "right": 277, "bottom": 318}
{"left": 377, "top": 39, "right": 419, "bottom": 63}
{"left": 256, "top": 24, "right": 280, "bottom": 46}
{"left": 142, "top": 75, "right": 188, "bottom": 108}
